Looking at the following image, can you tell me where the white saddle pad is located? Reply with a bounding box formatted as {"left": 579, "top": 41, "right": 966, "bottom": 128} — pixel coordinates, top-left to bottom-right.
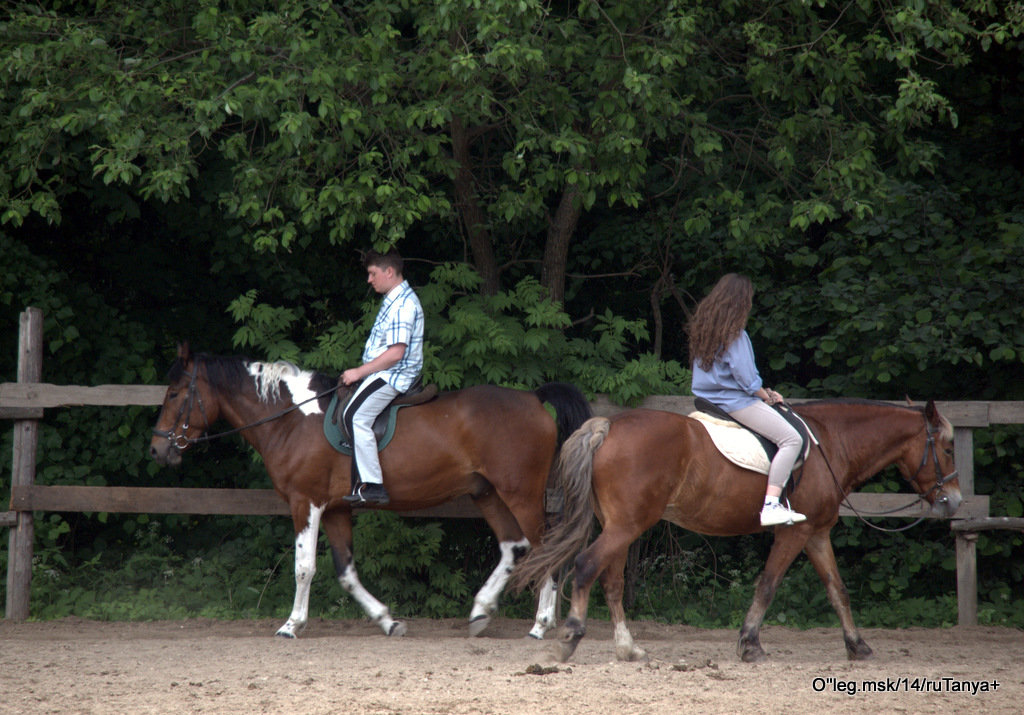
{"left": 689, "top": 412, "right": 771, "bottom": 475}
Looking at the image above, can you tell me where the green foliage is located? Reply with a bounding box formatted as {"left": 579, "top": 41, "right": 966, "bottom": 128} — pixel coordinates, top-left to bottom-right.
{"left": 227, "top": 260, "right": 691, "bottom": 403}
{"left": 349, "top": 513, "right": 470, "bottom": 618}
{"left": 2, "top": 0, "right": 1023, "bottom": 629}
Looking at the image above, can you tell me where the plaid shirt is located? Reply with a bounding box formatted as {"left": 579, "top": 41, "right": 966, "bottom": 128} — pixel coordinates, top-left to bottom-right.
{"left": 362, "top": 280, "right": 424, "bottom": 392}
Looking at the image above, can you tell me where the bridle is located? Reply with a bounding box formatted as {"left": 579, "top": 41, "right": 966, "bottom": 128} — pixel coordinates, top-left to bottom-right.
{"left": 821, "top": 414, "right": 958, "bottom": 533}
{"left": 151, "top": 363, "right": 341, "bottom": 452}
{"left": 911, "top": 421, "right": 959, "bottom": 499}
{"left": 151, "top": 366, "right": 210, "bottom": 451}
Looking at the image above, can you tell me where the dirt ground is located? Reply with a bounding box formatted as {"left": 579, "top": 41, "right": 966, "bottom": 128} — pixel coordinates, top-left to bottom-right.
{"left": 0, "top": 616, "right": 1020, "bottom": 714}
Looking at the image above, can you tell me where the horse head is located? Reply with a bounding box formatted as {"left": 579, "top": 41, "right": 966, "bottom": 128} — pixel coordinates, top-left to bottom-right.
{"left": 149, "top": 342, "right": 218, "bottom": 466}
{"left": 897, "top": 400, "right": 962, "bottom": 518}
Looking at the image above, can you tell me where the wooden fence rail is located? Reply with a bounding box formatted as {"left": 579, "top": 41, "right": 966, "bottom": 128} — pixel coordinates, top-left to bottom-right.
{"left": 4, "top": 308, "right": 1023, "bottom": 625}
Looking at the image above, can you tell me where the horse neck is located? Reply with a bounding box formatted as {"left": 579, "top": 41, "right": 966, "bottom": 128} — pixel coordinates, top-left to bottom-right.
{"left": 806, "top": 403, "right": 921, "bottom": 490}
{"left": 202, "top": 375, "right": 296, "bottom": 454}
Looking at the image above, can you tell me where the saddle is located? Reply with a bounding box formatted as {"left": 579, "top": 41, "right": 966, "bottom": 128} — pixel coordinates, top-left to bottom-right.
{"left": 690, "top": 397, "right": 816, "bottom": 481}
{"left": 323, "top": 378, "right": 438, "bottom": 455}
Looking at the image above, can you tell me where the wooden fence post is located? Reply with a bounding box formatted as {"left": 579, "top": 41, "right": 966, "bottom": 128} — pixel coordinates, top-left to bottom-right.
{"left": 955, "top": 531, "right": 979, "bottom": 626}
{"left": 5, "top": 307, "right": 43, "bottom": 621}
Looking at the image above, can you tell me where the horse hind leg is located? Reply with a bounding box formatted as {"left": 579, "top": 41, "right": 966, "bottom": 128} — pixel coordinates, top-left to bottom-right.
{"left": 321, "top": 509, "right": 406, "bottom": 637}
{"left": 528, "top": 573, "right": 559, "bottom": 640}
{"left": 469, "top": 537, "right": 530, "bottom": 636}
{"left": 600, "top": 548, "right": 646, "bottom": 662}
{"left": 555, "top": 528, "right": 637, "bottom": 663}
{"left": 470, "top": 490, "right": 556, "bottom": 638}
{"left": 468, "top": 538, "right": 559, "bottom": 639}
{"left": 277, "top": 502, "right": 325, "bottom": 638}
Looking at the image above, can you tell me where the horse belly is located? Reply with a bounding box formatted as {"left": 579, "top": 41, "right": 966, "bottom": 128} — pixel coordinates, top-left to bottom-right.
{"left": 660, "top": 455, "right": 767, "bottom": 536}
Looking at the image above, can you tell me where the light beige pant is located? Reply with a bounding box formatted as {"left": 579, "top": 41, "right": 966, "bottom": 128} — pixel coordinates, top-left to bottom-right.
{"left": 729, "top": 401, "right": 802, "bottom": 490}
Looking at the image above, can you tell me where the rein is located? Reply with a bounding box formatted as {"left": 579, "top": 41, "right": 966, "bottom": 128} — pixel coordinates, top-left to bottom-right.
{"left": 816, "top": 416, "right": 958, "bottom": 533}
{"left": 151, "top": 366, "right": 341, "bottom": 450}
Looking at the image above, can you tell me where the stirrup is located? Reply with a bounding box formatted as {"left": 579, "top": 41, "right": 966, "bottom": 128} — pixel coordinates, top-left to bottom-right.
{"left": 343, "top": 482, "right": 390, "bottom": 507}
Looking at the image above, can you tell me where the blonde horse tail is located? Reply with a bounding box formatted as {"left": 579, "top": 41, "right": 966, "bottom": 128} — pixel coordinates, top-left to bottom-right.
{"left": 511, "top": 416, "right": 611, "bottom": 592}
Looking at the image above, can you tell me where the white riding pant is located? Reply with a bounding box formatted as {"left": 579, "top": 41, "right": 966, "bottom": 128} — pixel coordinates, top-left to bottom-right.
{"left": 729, "top": 401, "right": 802, "bottom": 491}
{"left": 342, "top": 375, "right": 399, "bottom": 486}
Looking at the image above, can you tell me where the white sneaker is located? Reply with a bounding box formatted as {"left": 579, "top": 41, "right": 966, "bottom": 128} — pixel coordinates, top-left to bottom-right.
{"left": 760, "top": 502, "right": 807, "bottom": 526}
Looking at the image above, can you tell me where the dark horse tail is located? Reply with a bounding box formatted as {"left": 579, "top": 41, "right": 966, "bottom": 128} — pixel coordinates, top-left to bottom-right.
{"left": 511, "top": 415, "right": 612, "bottom": 591}
{"left": 534, "top": 382, "right": 593, "bottom": 445}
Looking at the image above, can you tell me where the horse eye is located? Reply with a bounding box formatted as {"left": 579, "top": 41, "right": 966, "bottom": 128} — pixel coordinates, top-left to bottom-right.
{"left": 169, "top": 391, "right": 179, "bottom": 399}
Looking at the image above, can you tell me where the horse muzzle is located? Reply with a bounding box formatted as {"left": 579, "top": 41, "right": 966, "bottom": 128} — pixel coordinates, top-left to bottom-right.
{"left": 149, "top": 435, "right": 184, "bottom": 467}
{"left": 931, "top": 487, "right": 963, "bottom": 519}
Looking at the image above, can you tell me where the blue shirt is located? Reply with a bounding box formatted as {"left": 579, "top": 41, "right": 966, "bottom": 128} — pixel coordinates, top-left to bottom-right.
{"left": 363, "top": 280, "right": 424, "bottom": 393}
{"left": 691, "top": 330, "right": 763, "bottom": 413}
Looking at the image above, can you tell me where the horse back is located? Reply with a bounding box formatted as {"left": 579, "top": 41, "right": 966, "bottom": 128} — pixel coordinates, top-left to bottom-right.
{"left": 380, "top": 384, "right": 558, "bottom": 483}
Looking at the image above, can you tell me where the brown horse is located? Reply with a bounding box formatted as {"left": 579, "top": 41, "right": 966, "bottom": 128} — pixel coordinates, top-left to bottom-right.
{"left": 148, "top": 344, "right": 590, "bottom": 639}
{"left": 513, "top": 399, "right": 961, "bottom": 662}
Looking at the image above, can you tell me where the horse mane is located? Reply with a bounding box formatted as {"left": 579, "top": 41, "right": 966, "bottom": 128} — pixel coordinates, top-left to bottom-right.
{"left": 794, "top": 398, "right": 953, "bottom": 441}
{"left": 170, "top": 353, "right": 337, "bottom": 406}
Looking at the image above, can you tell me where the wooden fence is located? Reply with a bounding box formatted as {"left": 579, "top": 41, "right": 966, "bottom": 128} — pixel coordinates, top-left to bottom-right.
{"left": 4, "top": 307, "right": 1023, "bottom": 625}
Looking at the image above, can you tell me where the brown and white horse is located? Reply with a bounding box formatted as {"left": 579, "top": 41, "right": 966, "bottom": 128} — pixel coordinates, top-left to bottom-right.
{"left": 513, "top": 399, "right": 961, "bottom": 662}
{"left": 149, "top": 344, "right": 590, "bottom": 638}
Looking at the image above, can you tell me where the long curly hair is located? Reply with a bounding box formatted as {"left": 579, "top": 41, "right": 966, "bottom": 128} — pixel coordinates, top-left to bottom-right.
{"left": 688, "top": 273, "right": 754, "bottom": 370}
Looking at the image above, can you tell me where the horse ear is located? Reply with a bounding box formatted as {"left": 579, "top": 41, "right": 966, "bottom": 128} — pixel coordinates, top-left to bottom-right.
{"left": 905, "top": 395, "right": 914, "bottom": 406}
{"left": 177, "top": 342, "right": 192, "bottom": 363}
{"left": 924, "top": 399, "right": 939, "bottom": 425}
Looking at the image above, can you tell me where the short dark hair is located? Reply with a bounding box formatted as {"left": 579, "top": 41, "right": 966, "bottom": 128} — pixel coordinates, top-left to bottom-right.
{"left": 363, "top": 249, "right": 404, "bottom": 275}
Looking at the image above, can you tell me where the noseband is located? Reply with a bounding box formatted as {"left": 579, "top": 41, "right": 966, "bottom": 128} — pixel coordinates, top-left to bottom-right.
{"left": 151, "top": 367, "right": 209, "bottom": 451}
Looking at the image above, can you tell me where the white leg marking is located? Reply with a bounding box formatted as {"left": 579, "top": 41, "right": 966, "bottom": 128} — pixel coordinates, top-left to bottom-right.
{"left": 276, "top": 503, "right": 325, "bottom": 638}
{"left": 528, "top": 574, "right": 558, "bottom": 639}
{"left": 614, "top": 621, "right": 647, "bottom": 662}
{"left": 469, "top": 537, "right": 528, "bottom": 636}
{"left": 339, "top": 563, "right": 406, "bottom": 637}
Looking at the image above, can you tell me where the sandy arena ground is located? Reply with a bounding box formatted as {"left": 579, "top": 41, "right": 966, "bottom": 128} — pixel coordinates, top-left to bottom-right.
{"left": 0, "top": 617, "right": 1020, "bottom": 714}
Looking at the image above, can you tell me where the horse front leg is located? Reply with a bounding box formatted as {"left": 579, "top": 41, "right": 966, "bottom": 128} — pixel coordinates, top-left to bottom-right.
{"left": 803, "top": 529, "right": 873, "bottom": 660}
{"left": 277, "top": 502, "right": 325, "bottom": 638}
{"left": 320, "top": 509, "right": 406, "bottom": 637}
{"left": 737, "top": 526, "right": 808, "bottom": 662}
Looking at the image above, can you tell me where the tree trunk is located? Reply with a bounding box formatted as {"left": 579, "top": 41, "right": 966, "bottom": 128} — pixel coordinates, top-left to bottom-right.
{"left": 450, "top": 116, "right": 499, "bottom": 295}
{"left": 541, "top": 184, "right": 582, "bottom": 304}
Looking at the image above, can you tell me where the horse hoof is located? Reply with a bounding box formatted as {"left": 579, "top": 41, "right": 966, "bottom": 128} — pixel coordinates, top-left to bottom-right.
{"left": 739, "top": 646, "right": 767, "bottom": 663}
{"left": 554, "top": 623, "right": 583, "bottom": 663}
{"left": 552, "top": 639, "right": 578, "bottom": 663}
{"left": 388, "top": 621, "right": 407, "bottom": 637}
{"left": 276, "top": 621, "right": 304, "bottom": 639}
{"left": 617, "top": 645, "right": 648, "bottom": 662}
{"left": 468, "top": 615, "right": 491, "bottom": 637}
{"left": 846, "top": 638, "right": 874, "bottom": 661}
